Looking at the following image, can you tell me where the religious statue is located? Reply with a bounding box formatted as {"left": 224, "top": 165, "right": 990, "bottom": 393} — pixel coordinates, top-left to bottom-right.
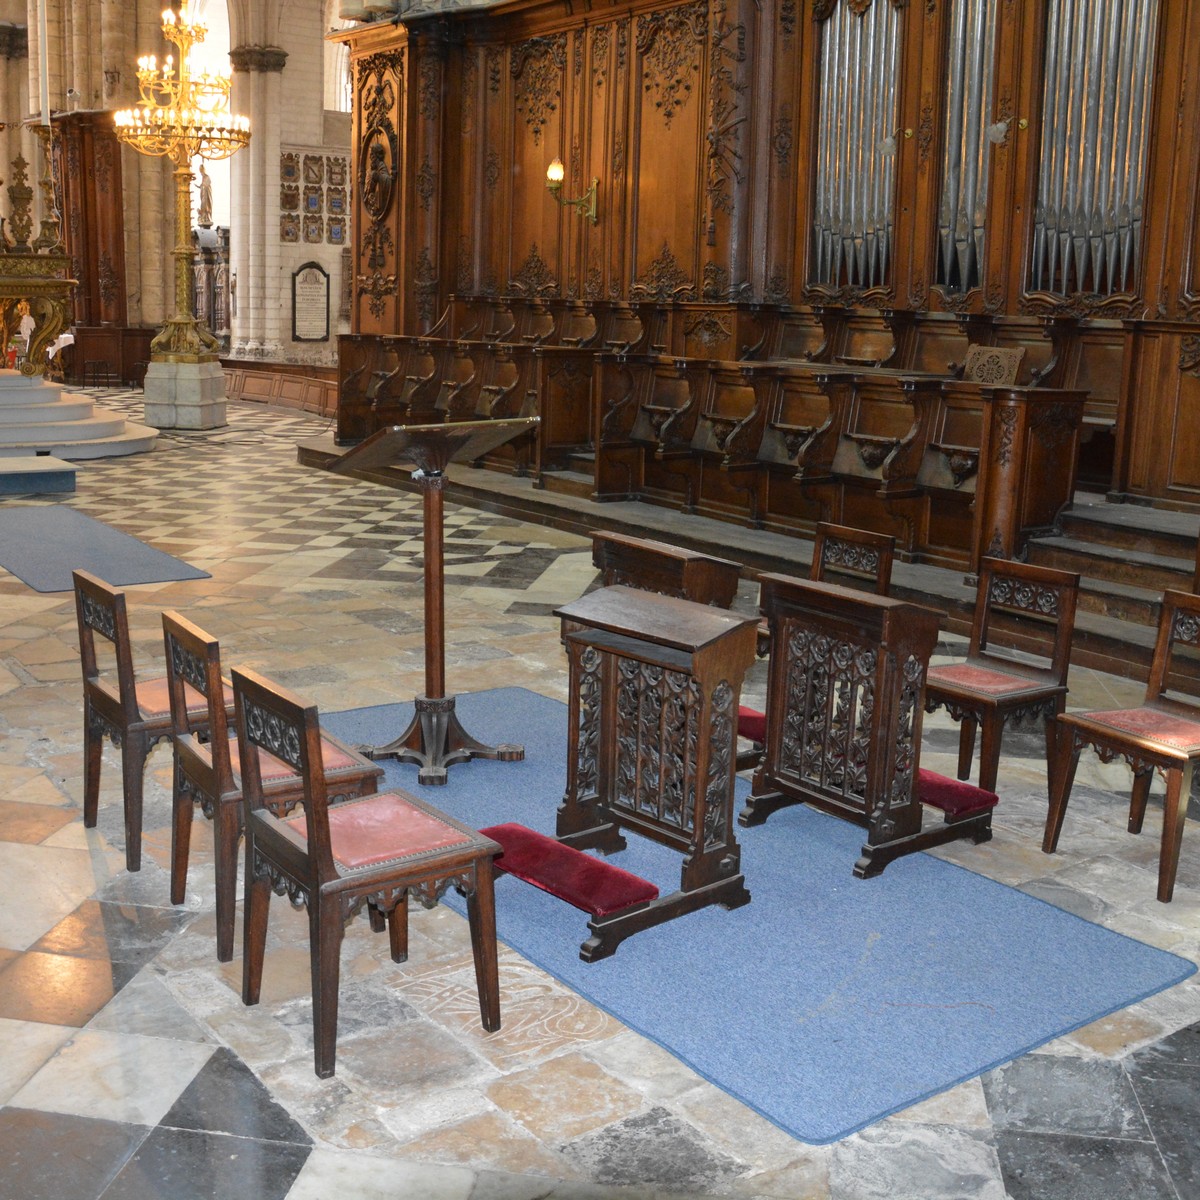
{"left": 196, "top": 161, "right": 213, "bottom": 228}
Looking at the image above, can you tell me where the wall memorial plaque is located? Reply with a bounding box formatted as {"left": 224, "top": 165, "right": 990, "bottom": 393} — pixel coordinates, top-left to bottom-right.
{"left": 292, "top": 261, "right": 330, "bottom": 342}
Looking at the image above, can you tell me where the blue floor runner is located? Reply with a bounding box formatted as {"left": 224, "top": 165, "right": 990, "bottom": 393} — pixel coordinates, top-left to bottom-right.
{"left": 0, "top": 505, "right": 209, "bottom": 592}
{"left": 325, "top": 687, "right": 1196, "bottom": 1145}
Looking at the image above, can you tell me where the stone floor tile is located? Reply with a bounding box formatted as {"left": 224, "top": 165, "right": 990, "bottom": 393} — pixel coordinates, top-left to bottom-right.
{"left": 10, "top": 1027, "right": 215, "bottom": 1126}
{"left": 993, "top": 1129, "right": 1176, "bottom": 1200}
{"left": 982, "top": 1054, "right": 1150, "bottom": 1139}
{"left": 486, "top": 1052, "right": 647, "bottom": 1143}
{"left": 0, "top": 949, "right": 121, "bottom": 1026}
{"left": 99, "top": 1125, "right": 311, "bottom": 1200}
{"left": 0, "top": 1015, "right": 75, "bottom": 1102}
{"left": 160, "top": 1046, "right": 312, "bottom": 1145}
{"left": 827, "top": 1122, "right": 1006, "bottom": 1200}
{"left": 283, "top": 1148, "right": 476, "bottom": 1200}
{"left": 0, "top": 1108, "right": 148, "bottom": 1200}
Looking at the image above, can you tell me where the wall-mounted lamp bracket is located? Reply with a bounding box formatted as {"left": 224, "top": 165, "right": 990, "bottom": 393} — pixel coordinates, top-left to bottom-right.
{"left": 546, "top": 157, "right": 598, "bottom": 225}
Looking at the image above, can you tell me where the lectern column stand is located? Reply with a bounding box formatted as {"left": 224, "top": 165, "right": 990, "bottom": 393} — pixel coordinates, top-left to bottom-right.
{"left": 332, "top": 418, "right": 537, "bottom": 784}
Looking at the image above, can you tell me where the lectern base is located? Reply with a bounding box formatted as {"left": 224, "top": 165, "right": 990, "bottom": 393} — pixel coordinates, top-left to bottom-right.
{"left": 362, "top": 694, "right": 524, "bottom": 786}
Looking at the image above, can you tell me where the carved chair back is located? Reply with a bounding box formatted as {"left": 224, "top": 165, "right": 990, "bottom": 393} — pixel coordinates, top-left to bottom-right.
{"left": 1145, "top": 589, "right": 1200, "bottom": 707}
{"left": 73, "top": 568, "right": 140, "bottom": 729}
{"left": 970, "top": 557, "right": 1079, "bottom": 687}
{"left": 162, "top": 610, "right": 236, "bottom": 801}
{"left": 810, "top": 522, "right": 896, "bottom": 596}
{"left": 233, "top": 665, "right": 337, "bottom": 886}
{"left": 963, "top": 345, "right": 1025, "bottom": 385}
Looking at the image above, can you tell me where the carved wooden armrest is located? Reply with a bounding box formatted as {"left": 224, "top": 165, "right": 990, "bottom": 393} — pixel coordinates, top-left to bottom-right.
{"left": 769, "top": 421, "right": 818, "bottom": 460}
{"left": 930, "top": 442, "right": 980, "bottom": 487}
{"left": 845, "top": 431, "right": 900, "bottom": 470}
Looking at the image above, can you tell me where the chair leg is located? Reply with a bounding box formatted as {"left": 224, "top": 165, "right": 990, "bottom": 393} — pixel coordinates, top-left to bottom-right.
{"left": 241, "top": 847, "right": 271, "bottom": 1007}
{"left": 212, "top": 800, "right": 242, "bottom": 963}
{"left": 1128, "top": 770, "right": 1153, "bottom": 835}
{"left": 121, "top": 733, "right": 150, "bottom": 872}
{"left": 310, "top": 896, "right": 344, "bottom": 1079}
{"left": 386, "top": 891, "right": 409, "bottom": 964}
{"left": 1043, "top": 709, "right": 1062, "bottom": 802}
{"left": 83, "top": 704, "right": 102, "bottom": 828}
{"left": 170, "top": 762, "right": 193, "bottom": 906}
{"left": 1043, "top": 723, "right": 1080, "bottom": 854}
{"left": 366, "top": 904, "right": 386, "bottom": 933}
{"left": 1158, "top": 765, "right": 1190, "bottom": 904}
{"left": 976, "top": 714, "right": 1003, "bottom": 794}
{"left": 956, "top": 716, "right": 977, "bottom": 782}
{"left": 466, "top": 856, "right": 501, "bottom": 1034}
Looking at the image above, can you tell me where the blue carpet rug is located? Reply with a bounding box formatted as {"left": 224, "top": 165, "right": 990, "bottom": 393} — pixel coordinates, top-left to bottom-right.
{"left": 324, "top": 687, "right": 1196, "bottom": 1145}
{"left": 0, "top": 505, "right": 209, "bottom": 592}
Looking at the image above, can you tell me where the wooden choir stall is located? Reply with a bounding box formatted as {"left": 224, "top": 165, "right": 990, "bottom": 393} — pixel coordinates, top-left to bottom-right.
{"left": 552, "top": 584, "right": 759, "bottom": 960}
{"left": 740, "top": 575, "right": 995, "bottom": 877}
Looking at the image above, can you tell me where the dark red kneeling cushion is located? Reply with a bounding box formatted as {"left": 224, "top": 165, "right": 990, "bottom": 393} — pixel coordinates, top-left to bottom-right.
{"left": 480, "top": 823, "right": 658, "bottom": 918}
{"left": 917, "top": 768, "right": 998, "bottom": 817}
{"left": 737, "top": 705, "right": 767, "bottom": 744}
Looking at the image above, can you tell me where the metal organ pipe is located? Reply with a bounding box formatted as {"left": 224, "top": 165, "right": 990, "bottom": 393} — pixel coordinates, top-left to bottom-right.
{"left": 1031, "top": 0, "right": 1158, "bottom": 296}
{"left": 811, "top": 0, "right": 899, "bottom": 290}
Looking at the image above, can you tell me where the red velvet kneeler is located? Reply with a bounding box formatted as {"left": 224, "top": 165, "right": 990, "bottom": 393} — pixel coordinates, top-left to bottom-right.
{"left": 737, "top": 705, "right": 767, "bottom": 744}
{"left": 480, "top": 823, "right": 659, "bottom": 918}
{"left": 917, "top": 768, "right": 998, "bottom": 818}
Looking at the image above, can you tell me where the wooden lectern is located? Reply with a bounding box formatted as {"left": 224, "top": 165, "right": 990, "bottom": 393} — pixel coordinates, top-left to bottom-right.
{"left": 554, "top": 584, "right": 759, "bottom": 959}
{"left": 740, "top": 574, "right": 992, "bottom": 876}
{"left": 333, "top": 418, "right": 538, "bottom": 784}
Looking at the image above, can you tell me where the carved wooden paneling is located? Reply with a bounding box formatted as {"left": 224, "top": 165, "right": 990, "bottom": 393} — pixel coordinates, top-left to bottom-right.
{"left": 339, "top": 0, "right": 1200, "bottom": 513}
{"left": 353, "top": 38, "right": 406, "bottom": 333}
{"left": 57, "top": 112, "right": 128, "bottom": 328}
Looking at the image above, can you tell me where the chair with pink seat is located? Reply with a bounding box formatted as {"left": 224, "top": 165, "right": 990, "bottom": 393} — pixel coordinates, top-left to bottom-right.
{"left": 73, "top": 568, "right": 233, "bottom": 873}
{"left": 162, "top": 611, "right": 382, "bottom": 961}
{"left": 924, "top": 557, "right": 1079, "bottom": 796}
{"left": 1044, "top": 588, "right": 1200, "bottom": 902}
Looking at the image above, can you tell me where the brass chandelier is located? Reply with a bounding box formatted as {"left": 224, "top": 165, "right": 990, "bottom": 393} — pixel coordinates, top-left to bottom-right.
{"left": 114, "top": 5, "right": 250, "bottom": 362}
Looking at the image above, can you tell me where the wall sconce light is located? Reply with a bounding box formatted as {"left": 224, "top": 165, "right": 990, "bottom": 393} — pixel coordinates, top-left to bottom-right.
{"left": 546, "top": 157, "right": 598, "bottom": 225}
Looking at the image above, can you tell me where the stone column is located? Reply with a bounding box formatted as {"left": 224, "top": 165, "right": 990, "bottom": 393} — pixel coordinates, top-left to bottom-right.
{"left": 229, "top": 45, "right": 286, "bottom": 361}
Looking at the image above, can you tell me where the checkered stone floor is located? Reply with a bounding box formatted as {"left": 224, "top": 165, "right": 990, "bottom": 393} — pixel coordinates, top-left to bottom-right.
{"left": 0, "top": 391, "right": 1198, "bottom": 1200}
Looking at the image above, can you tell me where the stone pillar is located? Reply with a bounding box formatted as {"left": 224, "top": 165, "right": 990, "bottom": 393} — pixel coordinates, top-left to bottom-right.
{"left": 229, "top": 45, "right": 287, "bottom": 361}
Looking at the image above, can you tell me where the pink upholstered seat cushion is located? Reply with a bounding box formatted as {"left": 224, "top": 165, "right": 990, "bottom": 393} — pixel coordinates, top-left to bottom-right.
{"left": 137, "top": 676, "right": 234, "bottom": 719}
{"left": 737, "top": 705, "right": 767, "bottom": 744}
{"left": 917, "top": 768, "right": 998, "bottom": 817}
{"left": 285, "top": 792, "right": 472, "bottom": 870}
{"left": 927, "top": 662, "right": 1042, "bottom": 697}
{"left": 481, "top": 822, "right": 658, "bottom": 918}
{"left": 1076, "top": 707, "right": 1200, "bottom": 753}
{"left": 234, "top": 735, "right": 364, "bottom": 783}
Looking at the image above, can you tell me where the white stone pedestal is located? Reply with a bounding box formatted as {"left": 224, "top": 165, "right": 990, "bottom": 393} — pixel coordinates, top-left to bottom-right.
{"left": 142, "top": 360, "right": 228, "bottom": 430}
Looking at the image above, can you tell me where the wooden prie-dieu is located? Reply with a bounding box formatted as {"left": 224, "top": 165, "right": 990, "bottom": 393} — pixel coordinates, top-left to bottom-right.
{"left": 553, "top": 584, "right": 759, "bottom": 959}
{"left": 740, "top": 575, "right": 992, "bottom": 877}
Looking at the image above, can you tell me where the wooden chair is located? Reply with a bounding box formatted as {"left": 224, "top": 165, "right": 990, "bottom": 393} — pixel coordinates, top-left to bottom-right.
{"left": 809, "top": 521, "right": 896, "bottom": 594}
{"left": 925, "top": 558, "right": 1079, "bottom": 795}
{"left": 736, "top": 523, "right": 896, "bottom": 768}
{"left": 162, "top": 612, "right": 382, "bottom": 962}
{"left": 1044, "top": 588, "right": 1200, "bottom": 902}
{"left": 74, "top": 569, "right": 232, "bottom": 873}
{"left": 234, "top": 666, "right": 502, "bottom": 1077}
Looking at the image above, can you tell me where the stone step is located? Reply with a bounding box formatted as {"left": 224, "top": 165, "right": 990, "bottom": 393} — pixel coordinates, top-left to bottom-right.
{"left": 1057, "top": 501, "right": 1199, "bottom": 560}
{"left": 1027, "top": 535, "right": 1194, "bottom": 595}
{"left": 0, "top": 421, "right": 158, "bottom": 460}
{"left": 0, "top": 454, "right": 76, "bottom": 494}
{"left": 538, "top": 468, "right": 597, "bottom": 500}
{"left": 0, "top": 413, "right": 130, "bottom": 442}
{"left": 0, "top": 398, "right": 98, "bottom": 424}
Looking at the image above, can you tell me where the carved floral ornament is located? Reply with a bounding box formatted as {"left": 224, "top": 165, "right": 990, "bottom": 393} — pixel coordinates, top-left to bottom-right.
{"left": 512, "top": 35, "right": 566, "bottom": 146}
{"left": 636, "top": 1, "right": 707, "bottom": 127}
{"left": 812, "top": 0, "right": 907, "bottom": 18}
